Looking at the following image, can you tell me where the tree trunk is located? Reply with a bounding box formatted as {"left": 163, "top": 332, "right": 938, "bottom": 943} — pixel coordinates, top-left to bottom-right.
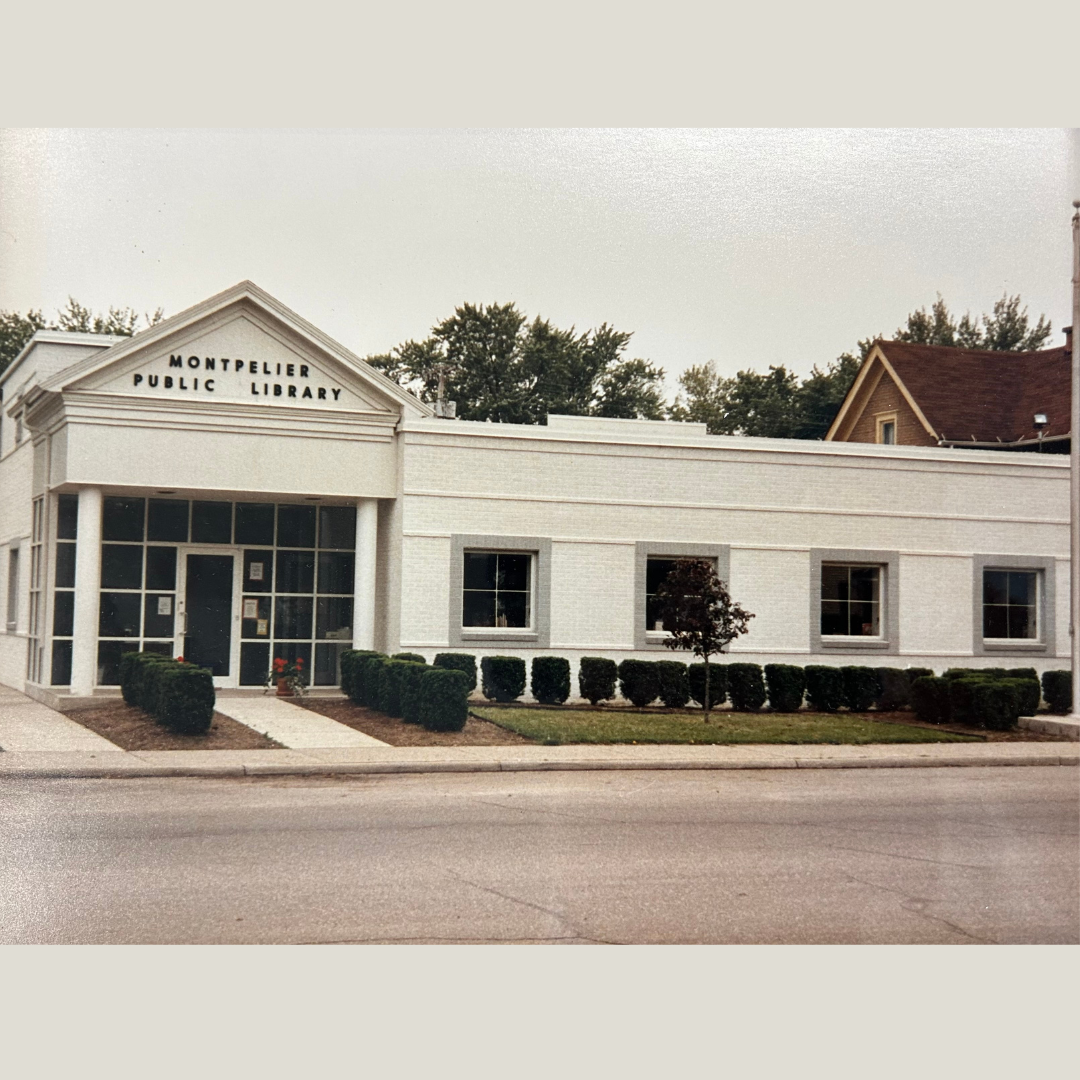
{"left": 703, "top": 656, "right": 711, "bottom": 723}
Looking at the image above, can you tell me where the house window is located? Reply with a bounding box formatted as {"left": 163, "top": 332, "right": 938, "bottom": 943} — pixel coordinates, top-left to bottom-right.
{"left": 6, "top": 547, "right": 19, "bottom": 630}
{"left": 462, "top": 551, "right": 532, "bottom": 628}
{"left": 821, "top": 564, "right": 881, "bottom": 637}
{"left": 646, "top": 557, "right": 714, "bottom": 631}
{"left": 879, "top": 420, "right": 895, "bottom": 444}
{"left": 983, "top": 570, "right": 1038, "bottom": 640}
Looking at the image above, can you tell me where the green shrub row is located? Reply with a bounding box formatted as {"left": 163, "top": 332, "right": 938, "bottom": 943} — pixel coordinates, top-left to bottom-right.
{"left": 910, "top": 667, "right": 1045, "bottom": 730}
{"left": 340, "top": 649, "right": 470, "bottom": 731}
{"left": 119, "top": 651, "right": 215, "bottom": 735}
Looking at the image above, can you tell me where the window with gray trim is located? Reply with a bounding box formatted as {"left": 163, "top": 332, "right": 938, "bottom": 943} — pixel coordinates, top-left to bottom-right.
{"left": 809, "top": 549, "right": 899, "bottom": 654}
{"left": 448, "top": 535, "right": 551, "bottom": 648}
{"left": 972, "top": 554, "right": 1055, "bottom": 655}
{"left": 634, "top": 542, "right": 729, "bottom": 651}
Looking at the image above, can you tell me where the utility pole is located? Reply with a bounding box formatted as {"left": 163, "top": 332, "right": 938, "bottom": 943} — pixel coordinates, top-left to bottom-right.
{"left": 1071, "top": 200, "right": 1080, "bottom": 717}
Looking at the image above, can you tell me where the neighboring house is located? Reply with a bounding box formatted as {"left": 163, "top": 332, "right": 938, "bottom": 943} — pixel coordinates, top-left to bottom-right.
{"left": 0, "top": 282, "right": 1071, "bottom": 703}
{"left": 825, "top": 329, "right": 1074, "bottom": 453}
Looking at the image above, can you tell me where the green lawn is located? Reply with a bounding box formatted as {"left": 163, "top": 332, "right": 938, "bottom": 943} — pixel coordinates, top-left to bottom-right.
{"left": 469, "top": 707, "right": 980, "bottom": 745}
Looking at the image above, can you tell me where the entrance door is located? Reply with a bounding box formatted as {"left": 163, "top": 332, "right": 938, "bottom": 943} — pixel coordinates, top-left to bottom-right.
{"left": 182, "top": 553, "right": 234, "bottom": 677}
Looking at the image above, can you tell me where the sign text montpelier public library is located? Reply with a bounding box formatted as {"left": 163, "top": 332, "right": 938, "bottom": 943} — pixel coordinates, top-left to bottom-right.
{"left": 132, "top": 355, "right": 343, "bottom": 401}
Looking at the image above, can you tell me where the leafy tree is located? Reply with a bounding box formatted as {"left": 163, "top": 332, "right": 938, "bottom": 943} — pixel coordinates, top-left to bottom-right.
{"left": 366, "top": 302, "right": 665, "bottom": 424}
{"left": 894, "top": 293, "right": 1051, "bottom": 352}
{"left": 0, "top": 298, "right": 165, "bottom": 376}
{"left": 653, "top": 558, "right": 755, "bottom": 722}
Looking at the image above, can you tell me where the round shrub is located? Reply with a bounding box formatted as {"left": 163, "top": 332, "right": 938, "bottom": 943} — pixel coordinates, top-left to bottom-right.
{"left": 764, "top": 664, "right": 805, "bottom": 712}
{"left": 688, "top": 663, "right": 726, "bottom": 709}
{"left": 398, "top": 661, "right": 429, "bottom": 724}
{"left": 531, "top": 656, "right": 571, "bottom": 704}
{"left": 804, "top": 666, "right": 845, "bottom": 712}
{"left": 433, "top": 653, "right": 477, "bottom": 692}
{"left": 976, "top": 680, "right": 1022, "bottom": 731}
{"left": 340, "top": 649, "right": 383, "bottom": 703}
{"left": 392, "top": 652, "right": 427, "bottom": 664}
{"left": 1042, "top": 670, "right": 1072, "bottom": 714}
{"left": 578, "top": 657, "right": 617, "bottom": 705}
{"left": 419, "top": 667, "right": 471, "bottom": 732}
{"left": 841, "top": 666, "right": 881, "bottom": 712}
{"left": 359, "top": 655, "right": 389, "bottom": 707}
{"left": 480, "top": 656, "right": 526, "bottom": 702}
{"left": 727, "top": 663, "right": 766, "bottom": 711}
{"left": 154, "top": 662, "right": 215, "bottom": 735}
{"left": 905, "top": 667, "right": 933, "bottom": 683}
{"left": 910, "top": 675, "right": 951, "bottom": 725}
{"left": 656, "top": 661, "right": 690, "bottom": 708}
{"left": 617, "top": 659, "right": 659, "bottom": 707}
{"left": 875, "top": 668, "right": 910, "bottom": 711}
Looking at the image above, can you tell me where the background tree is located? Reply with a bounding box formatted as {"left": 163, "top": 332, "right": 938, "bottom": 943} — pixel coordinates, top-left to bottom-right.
{"left": 0, "top": 298, "right": 165, "bottom": 376}
{"left": 653, "top": 558, "right": 755, "bottom": 722}
{"left": 366, "top": 301, "right": 666, "bottom": 423}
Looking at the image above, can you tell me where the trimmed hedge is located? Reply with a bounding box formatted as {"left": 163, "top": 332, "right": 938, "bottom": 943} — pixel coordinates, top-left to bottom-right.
{"left": 656, "top": 661, "right": 691, "bottom": 708}
{"left": 119, "top": 651, "right": 214, "bottom": 735}
{"left": 618, "top": 659, "right": 659, "bottom": 707}
{"left": 764, "top": 664, "right": 805, "bottom": 713}
{"left": 340, "top": 649, "right": 383, "bottom": 704}
{"left": 358, "top": 654, "right": 389, "bottom": 707}
{"left": 531, "top": 656, "right": 571, "bottom": 705}
{"left": 875, "top": 668, "right": 910, "bottom": 711}
{"left": 841, "top": 666, "right": 881, "bottom": 712}
{"left": 910, "top": 675, "right": 951, "bottom": 725}
{"left": 945, "top": 669, "right": 1040, "bottom": 723}
{"left": 1042, "top": 670, "right": 1073, "bottom": 714}
{"left": 804, "top": 665, "right": 845, "bottom": 712}
{"left": 419, "top": 667, "right": 471, "bottom": 731}
{"left": 905, "top": 667, "right": 933, "bottom": 683}
{"left": 481, "top": 656, "right": 526, "bottom": 702}
{"left": 579, "top": 657, "right": 618, "bottom": 705}
{"left": 688, "top": 663, "right": 726, "bottom": 710}
{"left": 728, "top": 663, "right": 766, "bottom": 711}
{"left": 433, "top": 653, "right": 477, "bottom": 692}
{"left": 392, "top": 652, "right": 427, "bottom": 664}
{"left": 399, "top": 661, "right": 429, "bottom": 724}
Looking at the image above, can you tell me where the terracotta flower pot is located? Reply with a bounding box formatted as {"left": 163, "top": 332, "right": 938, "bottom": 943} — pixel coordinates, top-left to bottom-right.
{"left": 276, "top": 677, "right": 293, "bottom": 697}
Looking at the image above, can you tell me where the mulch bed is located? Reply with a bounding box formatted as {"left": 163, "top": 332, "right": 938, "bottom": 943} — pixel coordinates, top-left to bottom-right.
{"left": 62, "top": 702, "right": 282, "bottom": 751}
{"left": 297, "top": 698, "right": 537, "bottom": 746}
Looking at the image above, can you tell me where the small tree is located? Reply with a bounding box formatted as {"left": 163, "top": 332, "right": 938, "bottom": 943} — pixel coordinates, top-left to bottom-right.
{"left": 653, "top": 559, "right": 754, "bottom": 722}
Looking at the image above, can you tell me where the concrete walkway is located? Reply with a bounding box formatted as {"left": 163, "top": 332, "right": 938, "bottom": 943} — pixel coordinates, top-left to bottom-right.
{"left": 213, "top": 692, "right": 388, "bottom": 749}
{"left": 0, "top": 684, "right": 123, "bottom": 753}
{"left": 0, "top": 739, "right": 1074, "bottom": 779}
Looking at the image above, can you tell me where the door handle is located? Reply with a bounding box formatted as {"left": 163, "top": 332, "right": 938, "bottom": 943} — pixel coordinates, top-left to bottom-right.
{"left": 181, "top": 612, "right": 188, "bottom": 634}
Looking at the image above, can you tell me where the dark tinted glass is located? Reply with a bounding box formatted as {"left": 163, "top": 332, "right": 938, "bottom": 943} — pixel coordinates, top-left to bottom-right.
{"left": 1008, "top": 605, "right": 1036, "bottom": 639}
{"left": 318, "top": 552, "right": 354, "bottom": 595}
{"left": 103, "top": 497, "right": 145, "bottom": 541}
{"left": 241, "top": 595, "right": 271, "bottom": 639}
{"left": 99, "top": 593, "right": 141, "bottom": 637}
{"left": 498, "top": 592, "right": 529, "bottom": 627}
{"left": 243, "top": 550, "right": 273, "bottom": 593}
{"left": 820, "top": 601, "right": 845, "bottom": 636}
{"left": 96, "top": 640, "right": 139, "bottom": 686}
{"left": 277, "top": 504, "right": 316, "bottom": 548}
{"left": 240, "top": 642, "right": 271, "bottom": 685}
{"left": 464, "top": 553, "right": 498, "bottom": 590}
{"left": 143, "top": 641, "right": 173, "bottom": 657}
{"left": 274, "top": 596, "right": 313, "bottom": 639}
{"left": 463, "top": 590, "right": 496, "bottom": 626}
{"left": 850, "top": 568, "right": 879, "bottom": 603}
{"left": 646, "top": 558, "right": 679, "bottom": 594}
{"left": 57, "top": 495, "right": 78, "bottom": 540}
{"left": 316, "top": 596, "right": 353, "bottom": 639}
{"left": 191, "top": 501, "right": 232, "bottom": 544}
{"left": 143, "top": 594, "right": 175, "bottom": 638}
{"left": 52, "top": 591, "right": 74, "bottom": 636}
{"left": 319, "top": 506, "right": 356, "bottom": 549}
{"left": 1008, "top": 572, "right": 1035, "bottom": 606}
{"left": 145, "top": 547, "right": 177, "bottom": 591}
{"left": 821, "top": 565, "right": 849, "bottom": 601}
{"left": 315, "top": 642, "right": 349, "bottom": 685}
{"left": 147, "top": 499, "right": 189, "bottom": 542}
{"left": 497, "top": 554, "right": 529, "bottom": 591}
{"left": 276, "top": 551, "right": 314, "bottom": 593}
{"left": 51, "top": 640, "right": 72, "bottom": 685}
{"left": 101, "top": 544, "right": 143, "bottom": 589}
{"left": 235, "top": 503, "right": 276, "bottom": 546}
{"left": 983, "top": 571, "right": 1008, "bottom": 605}
{"left": 983, "top": 605, "right": 1008, "bottom": 638}
{"left": 55, "top": 542, "right": 76, "bottom": 588}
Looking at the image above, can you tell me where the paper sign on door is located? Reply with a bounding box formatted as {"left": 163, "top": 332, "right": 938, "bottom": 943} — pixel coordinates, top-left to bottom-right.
{"left": 248, "top": 562, "right": 264, "bottom": 582}
{"left": 243, "top": 599, "right": 259, "bottom": 619}
{"left": 157, "top": 596, "right": 173, "bottom": 616}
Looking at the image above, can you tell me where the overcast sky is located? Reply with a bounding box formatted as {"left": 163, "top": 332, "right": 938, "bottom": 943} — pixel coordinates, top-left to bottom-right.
{"left": 1, "top": 128, "right": 1077, "bottom": 395}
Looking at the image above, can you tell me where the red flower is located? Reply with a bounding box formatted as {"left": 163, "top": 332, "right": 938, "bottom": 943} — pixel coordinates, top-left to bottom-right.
{"left": 296, "top": 658, "right": 304, "bottom": 667}
{"left": 176, "top": 656, "right": 184, "bottom": 663}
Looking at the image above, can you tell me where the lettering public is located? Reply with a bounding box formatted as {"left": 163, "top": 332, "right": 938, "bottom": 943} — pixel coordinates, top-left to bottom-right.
{"left": 131, "top": 355, "right": 343, "bottom": 402}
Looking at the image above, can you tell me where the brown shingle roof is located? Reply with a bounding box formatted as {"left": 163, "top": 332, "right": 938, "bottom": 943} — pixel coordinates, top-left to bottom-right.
{"left": 877, "top": 339, "right": 1072, "bottom": 444}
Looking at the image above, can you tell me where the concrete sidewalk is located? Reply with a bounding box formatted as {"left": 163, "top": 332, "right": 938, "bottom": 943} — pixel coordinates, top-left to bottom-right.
{"left": 0, "top": 739, "right": 1075, "bottom": 780}
{"left": 0, "top": 685, "right": 123, "bottom": 753}
{"left": 213, "top": 692, "right": 388, "bottom": 748}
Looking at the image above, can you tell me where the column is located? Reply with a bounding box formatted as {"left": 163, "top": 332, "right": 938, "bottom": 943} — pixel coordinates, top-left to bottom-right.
{"left": 69, "top": 487, "right": 102, "bottom": 696}
{"left": 353, "top": 499, "right": 378, "bottom": 652}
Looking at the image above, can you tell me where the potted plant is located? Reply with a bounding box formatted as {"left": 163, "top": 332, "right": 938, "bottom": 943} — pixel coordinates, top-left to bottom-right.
{"left": 265, "top": 656, "right": 307, "bottom": 697}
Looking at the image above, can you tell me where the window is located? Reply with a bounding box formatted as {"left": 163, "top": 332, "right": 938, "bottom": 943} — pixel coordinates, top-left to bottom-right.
{"left": 463, "top": 551, "right": 532, "bottom": 628}
{"left": 879, "top": 420, "right": 895, "bottom": 444}
{"left": 646, "top": 557, "right": 713, "bottom": 631}
{"left": 821, "top": 564, "right": 881, "bottom": 637}
{"left": 7, "top": 547, "right": 19, "bottom": 630}
{"left": 635, "top": 543, "right": 729, "bottom": 650}
{"left": 983, "top": 569, "right": 1038, "bottom": 640}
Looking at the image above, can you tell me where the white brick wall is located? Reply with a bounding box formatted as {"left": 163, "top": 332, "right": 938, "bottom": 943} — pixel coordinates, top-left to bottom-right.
{"left": 549, "top": 541, "right": 635, "bottom": 649}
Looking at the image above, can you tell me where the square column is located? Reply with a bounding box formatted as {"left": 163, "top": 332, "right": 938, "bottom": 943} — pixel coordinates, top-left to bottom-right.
{"left": 69, "top": 487, "right": 102, "bottom": 696}
{"left": 352, "top": 499, "right": 378, "bottom": 651}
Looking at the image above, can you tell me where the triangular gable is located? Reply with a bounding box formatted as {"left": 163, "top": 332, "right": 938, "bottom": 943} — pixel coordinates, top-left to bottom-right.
{"left": 824, "top": 343, "right": 938, "bottom": 442}
{"left": 49, "top": 280, "right": 431, "bottom": 418}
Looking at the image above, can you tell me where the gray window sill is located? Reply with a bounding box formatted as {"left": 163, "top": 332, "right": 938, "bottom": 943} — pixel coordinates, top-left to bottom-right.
{"left": 981, "top": 640, "right": 1047, "bottom": 653}
{"left": 819, "top": 637, "right": 890, "bottom": 650}
{"left": 459, "top": 629, "right": 539, "bottom": 643}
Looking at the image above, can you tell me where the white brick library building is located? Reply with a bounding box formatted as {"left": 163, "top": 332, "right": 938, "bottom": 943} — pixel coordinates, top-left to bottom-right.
{"left": 0, "top": 282, "right": 1071, "bottom": 703}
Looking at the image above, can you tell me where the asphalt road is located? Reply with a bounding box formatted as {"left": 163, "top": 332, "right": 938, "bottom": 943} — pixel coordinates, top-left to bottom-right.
{"left": 1, "top": 766, "right": 1076, "bottom": 944}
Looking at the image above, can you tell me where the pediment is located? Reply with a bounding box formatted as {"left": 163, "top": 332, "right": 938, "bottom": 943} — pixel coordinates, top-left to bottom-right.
{"left": 53, "top": 283, "right": 429, "bottom": 419}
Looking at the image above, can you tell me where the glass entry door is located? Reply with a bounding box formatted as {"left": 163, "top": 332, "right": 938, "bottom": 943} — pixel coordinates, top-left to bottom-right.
{"left": 181, "top": 553, "right": 235, "bottom": 679}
